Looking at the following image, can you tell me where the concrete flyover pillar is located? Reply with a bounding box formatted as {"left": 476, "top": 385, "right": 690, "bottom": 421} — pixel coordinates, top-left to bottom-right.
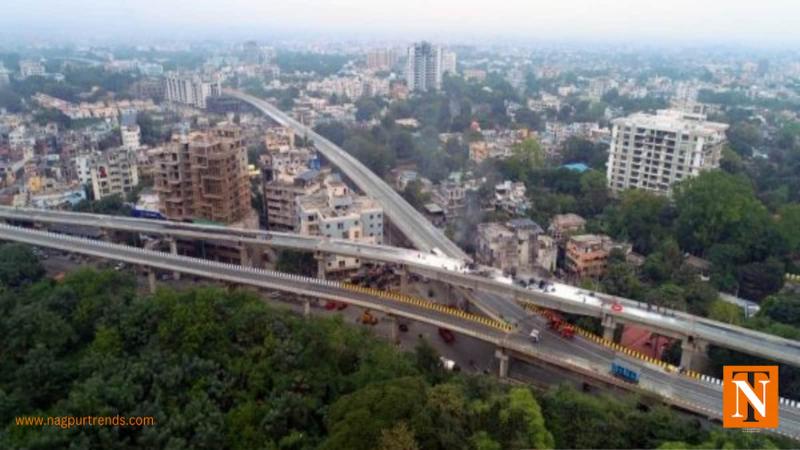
{"left": 399, "top": 267, "right": 409, "bottom": 294}
{"left": 239, "top": 245, "right": 252, "bottom": 268}
{"left": 680, "top": 337, "right": 710, "bottom": 372}
{"left": 147, "top": 269, "right": 157, "bottom": 294}
{"left": 601, "top": 313, "right": 618, "bottom": 342}
{"left": 303, "top": 298, "right": 311, "bottom": 318}
{"left": 169, "top": 239, "right": 180, "bottom": 280}
{"left": 388, "top": 315, "right": 399, "bottom": 345}
{"left": 314, "top": 252, "right": 326, "bottom": 280}
{"left": 495, "top": 348, "right": 510, "bottom": 378}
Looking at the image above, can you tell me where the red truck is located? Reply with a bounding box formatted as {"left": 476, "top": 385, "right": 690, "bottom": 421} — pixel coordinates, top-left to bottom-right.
{"left": 544, "top": 310, "right": 575, "bottom": 339}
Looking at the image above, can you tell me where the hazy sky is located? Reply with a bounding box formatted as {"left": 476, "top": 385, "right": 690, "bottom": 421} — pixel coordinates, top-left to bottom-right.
{"left": 3, "top": 0, "right": 800, "bottom": 46}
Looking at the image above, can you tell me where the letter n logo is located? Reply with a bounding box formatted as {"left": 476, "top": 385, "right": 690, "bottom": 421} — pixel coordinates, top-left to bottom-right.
{"left": 723, "top": 365, "right": 779, "bottom": 428}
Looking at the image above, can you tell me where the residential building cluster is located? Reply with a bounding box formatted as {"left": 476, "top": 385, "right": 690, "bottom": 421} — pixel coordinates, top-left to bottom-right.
{"left": 32, "top": 93, "right": 157, "bottom": 120}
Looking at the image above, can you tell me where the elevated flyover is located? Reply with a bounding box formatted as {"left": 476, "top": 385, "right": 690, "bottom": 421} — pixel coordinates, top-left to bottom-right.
{"left": 224, "top": 88, "right": 468, "bottom": 260}
{"left": 2, "top": 206, "right": 800, "bottom": 367}
{"left": 2, "top": 222, "right": 799, "bottom": 440}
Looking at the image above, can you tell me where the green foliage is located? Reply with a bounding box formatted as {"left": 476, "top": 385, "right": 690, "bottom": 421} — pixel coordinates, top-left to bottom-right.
{"left": 509, "top": 138, "right": 545, "bottom": 174}
{"left": 342, "top": 135, "right": 395, "bottom": 177}
{"left": 401, "top": 180, "right": 432, "bottom": 212}
{"left": 707, "top": 299, "right": 744, "bottom": 325}
{"left": 659, "top": 429, "right": 779, "bottom": 450}
{"left": 561, "top": 137, "right": 609, "bottom": 170}
{"left": 355, "top": 97, "right": 380, "bottom": 122}
{"left": 0, "top": 243, "right": 44, "bottom": 288}
{"left": 72, "top": 193, "right": 132, "bottom": 216}
{"left": 0, "top": 262, "right": 783, "bottom": 449}
{"left": 275, "top": 250, "right": 316, "bottom": 277}
{"left": 606, "top": 189, "right": 673, "bottom": 254}
{"left": 601, "top": 250, "right": 644, "bottom": 299}
{"left": 542, "top": 385, "right": 706, "bottom": 449}
{"left": 777, "top": 204, "right": 800, "bottom": 255}
{"left": 674, "top": 171, "right": 768, "bottom": 256}
{"left": 726, "top": 122, "right": 762, "bottom": 157}
{"left": 377, "top": 422, "right": 420, "bottom": 450}
{"left": 759, "top": 293, "right": 800, "bottom": 328}
{"left": 0, "top": 88, "right": 23, "bottom": 113}
{"left": 314, "top": 121, "right": 348, "bottom": 147}
{"left": 275, "top": 51, "right": 349, "bottom": 76}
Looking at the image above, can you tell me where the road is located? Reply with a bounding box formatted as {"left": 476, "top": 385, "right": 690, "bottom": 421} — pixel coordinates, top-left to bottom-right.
{"left": 224, "top": 88, "right": 468, "bottom": 260}
{"left": 4, "top": 205, "right": 799, "bottom": 367}
{"left": 4, "top": 223, "right": 800, "bottom": 439}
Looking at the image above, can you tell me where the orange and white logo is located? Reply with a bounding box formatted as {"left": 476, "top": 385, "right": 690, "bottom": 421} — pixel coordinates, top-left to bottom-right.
{"left": 722, "top": 365, "right": 779, "bottom": 428}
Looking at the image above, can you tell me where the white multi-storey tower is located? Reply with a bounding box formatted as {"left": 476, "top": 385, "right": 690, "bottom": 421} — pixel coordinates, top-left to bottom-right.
{"left": 406, "top": 42, "right": 443, "bottom": 92}
{"left": 606, "top": 110, "right": 728, "bottom": 195}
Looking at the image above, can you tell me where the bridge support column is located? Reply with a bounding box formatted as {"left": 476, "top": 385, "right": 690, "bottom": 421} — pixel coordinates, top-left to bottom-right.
{"left": 147, "top": 269, "right": 157, "bottom": 294}
{"left": 169, "top": 239, "right": 180, "bottom": 280}
{"left": 303, "top": 298, "right": 311, "bottom": 318}
{"left": 680, "top": 337, "right": 710, "bottom": 372}
{"left": 495, "top": 348, "right": 509, "bottom": 378}
{"left": 399, "top": 268, "right": 409, "bottom": 294}
{"left": 239, "top": 245, "right": 251, "bottom": 267}
{"left": 602, "top": 314, "right": 618, "bottom": 342}
{"left": 315, "top": 252, "right": 326, "bottom": 280}
{"left": 388, "top": 315, "right": 399, "bottom": 345}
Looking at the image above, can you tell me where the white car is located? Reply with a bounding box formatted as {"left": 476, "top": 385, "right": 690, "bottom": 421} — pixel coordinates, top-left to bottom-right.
{"left": 529, "top": 329, "right": 540, "bottom": 343}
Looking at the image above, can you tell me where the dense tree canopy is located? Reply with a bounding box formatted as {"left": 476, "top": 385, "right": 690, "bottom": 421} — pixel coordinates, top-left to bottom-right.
{"left": 0, "top": 248, "right": 782, "bottom": 449}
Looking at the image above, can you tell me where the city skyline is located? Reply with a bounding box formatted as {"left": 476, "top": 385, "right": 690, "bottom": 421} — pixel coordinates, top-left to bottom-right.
{"left": 3, "top": 0, "right": 800, "bottom": 47}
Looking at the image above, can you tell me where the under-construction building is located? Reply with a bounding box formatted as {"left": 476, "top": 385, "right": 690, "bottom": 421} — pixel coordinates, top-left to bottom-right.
{"left": 151, "top": 124, "right": 252, "bottom": 225}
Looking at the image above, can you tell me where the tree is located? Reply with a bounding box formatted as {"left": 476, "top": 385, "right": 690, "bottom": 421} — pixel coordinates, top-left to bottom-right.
{"left": 0, "top": 244, "right": 44, "bottom": 287}
{"left": 726, "top": 122, "right": 762, "bottom": 157}
{"left": 607, "top": 189, "right": 673, "bottom": 254}
{"left": 342, "top": 135, "right": 395, "bottom": 177}
{"left": 561, "top": 137, "right": 609, "bottom": 170}
{"left": 513, "top": 108, "right": 543, "bottom": 131}
{"left": 602, "top": 253, "right": 644, "bottom": 299}
{"left": 314, "top": 121, "right": 348, "bottom": 147}
{"left": 72, "top": 194, "right": 132, "bottom": 216}
{"left": 674, "top": 171, "right": 776, "bottom": 259}
{"left": 736, "top": 257, "right": 785, "bottom": 301}
{"left": 660, "top": 429, "right": 778, "bottom": 450}
{"left": 503, "top": 138, "right": 545, "bottom": 182}
{"left": 777, "top": 204, "right": 800, "bottom": 255}
{"left": 401, "top": 180, "right": 431, "bottom": 212}
{"left": 323, "top": 377, "right": 428, "bottom": 450}
{"left": 275, "top": 250, "right": 316, "bottom": 277}
{"left": 0, "top": 88, "right": 23, "bottom": 113}
{"left": 577, "top": 170, "right": 610, "bottom": 217}
{"left": 498, "top": 388, "right": 554, "bottom": 450}
{"left": 355, "top": 98, "right": 380, "bottom": 122}
{"left": 377, "top": 422, "right": 419, "bottom": 450}
{"left": 644, "top": 284, "right": 687, "bottom": 310}
{"left": 759, "top": 293, "right": 800, "bottom": 328}
{"left": 707, "top": 300, "right": 744, "bottom": 325}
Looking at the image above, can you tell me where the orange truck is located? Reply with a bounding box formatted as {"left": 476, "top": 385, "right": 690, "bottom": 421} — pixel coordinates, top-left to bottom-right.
{"left": 544, "top": 310, "right": 575, "bottom": 338}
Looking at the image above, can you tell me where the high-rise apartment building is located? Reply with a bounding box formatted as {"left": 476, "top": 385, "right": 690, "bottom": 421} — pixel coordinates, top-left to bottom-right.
{"left": 606, "top": 110, "right": 728, "bottom": 195}
{"left": 406, "top": 42, "right": 443, "bottom": 92}
{"left": 151, "top": 125, "right": 251, "bottom": 224}
{"left": 441, "top": 49, "right": 457, "bottom": 76}
{"left": 366, "top": 48, "right": 398, "bottom": 70}
{"left": 164, "top": 72, "right": 222, "bottom": 109}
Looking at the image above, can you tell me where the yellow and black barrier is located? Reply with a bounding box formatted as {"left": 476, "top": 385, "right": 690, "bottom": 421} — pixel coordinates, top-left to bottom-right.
{"left": 341, "top": 283, "right": 513, "bottom": 333}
